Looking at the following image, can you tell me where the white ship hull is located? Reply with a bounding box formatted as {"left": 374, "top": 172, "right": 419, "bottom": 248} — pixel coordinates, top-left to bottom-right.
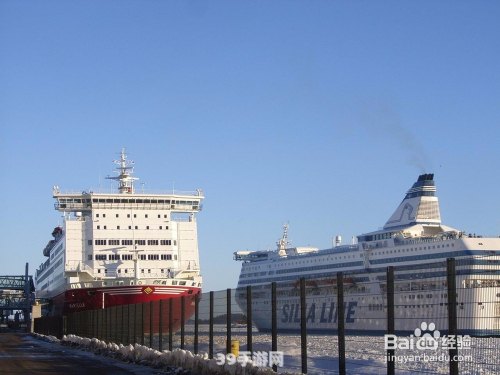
{"left": 240, "top": 269, "right": 500, "bottom": 336}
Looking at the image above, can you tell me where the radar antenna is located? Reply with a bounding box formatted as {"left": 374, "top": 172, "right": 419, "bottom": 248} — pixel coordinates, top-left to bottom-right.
{"left": 106, "top": 148, "right": 138, "bottom": 194}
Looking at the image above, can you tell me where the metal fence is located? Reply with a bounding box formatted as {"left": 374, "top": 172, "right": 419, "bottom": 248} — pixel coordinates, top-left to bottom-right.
{"left": 34, "top": 256, "right": 500, "bottom": 374}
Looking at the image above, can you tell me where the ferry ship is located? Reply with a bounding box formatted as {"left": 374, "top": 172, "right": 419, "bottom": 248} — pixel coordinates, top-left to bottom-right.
{"left": 35, "top": 149, "right": 204, "bottom": 320}
{"left": 234, "top": 174, "right": 500, "bottom": 335}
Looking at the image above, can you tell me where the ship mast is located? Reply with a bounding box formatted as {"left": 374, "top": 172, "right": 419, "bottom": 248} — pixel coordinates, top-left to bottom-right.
{"left": 106, "top": 148, "right": 138, "bottom": 194}
{"left": 277, "top": 224, "right": 290, "bottom": 257}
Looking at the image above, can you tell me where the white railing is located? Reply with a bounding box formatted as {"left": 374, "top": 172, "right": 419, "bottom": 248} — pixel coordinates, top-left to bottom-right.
{"left": 55, "top": 188, "right": 204, "bottom": 197}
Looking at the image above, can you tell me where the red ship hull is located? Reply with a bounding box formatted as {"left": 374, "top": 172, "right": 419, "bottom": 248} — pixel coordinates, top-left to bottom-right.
{"left": 50, "top": 284, "right": 200, "bottom": 333}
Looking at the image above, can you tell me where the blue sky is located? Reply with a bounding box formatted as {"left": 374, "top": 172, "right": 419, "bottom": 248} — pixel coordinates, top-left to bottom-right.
{"left": 1, "top": 1, "right": 499, "bottom": 292}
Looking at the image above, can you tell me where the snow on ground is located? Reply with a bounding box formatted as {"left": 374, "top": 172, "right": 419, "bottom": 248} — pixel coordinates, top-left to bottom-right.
{"left": 32, "top": 333, "right": 299, "bottom": 375}
{"left": 32, "top": 330, "right": 500, "bottom": 375}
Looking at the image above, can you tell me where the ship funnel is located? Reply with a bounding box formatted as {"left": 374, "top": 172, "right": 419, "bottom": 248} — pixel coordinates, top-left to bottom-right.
{"left": 384, "top": 173, "right": 441, "bottom": 230}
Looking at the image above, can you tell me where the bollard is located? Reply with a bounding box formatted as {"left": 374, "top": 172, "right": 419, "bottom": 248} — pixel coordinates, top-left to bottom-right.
{"left": 231, "top": 339, "right": 240, "bottom": 356}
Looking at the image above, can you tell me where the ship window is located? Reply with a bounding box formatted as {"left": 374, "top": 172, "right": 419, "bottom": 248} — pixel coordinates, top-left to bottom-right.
{"left": 158, "top": 215, "right": 161, "bottom": 218}
{"left": 148, "top": 269, "right": 151, "bottom": 273}
{"left": 159, "top": 226, "right": 162, "bottom": 230}
{"left": 145, "top": 214, "right": 148, "bottom": 218}
{"left": 88, "top": 240, "right": 92, "bottom": 246}
{"left": 127, "top": 214, "right": 130, "bottom": 218}
{"left": 146, "top": 226, "right": 150, "bottom": 230}
{"left": 116, "top": 214, "right": 119, "bottom": 218}
{"left": 103, "top": 226, "right": 107, "bottom": 229}
{"left": 164, "top": 215, "right": 167, "bottom": 218}
{"left": 135, "top": 226, "right": 138, "bottom": 230}
{"left": 117, "top": 226, "right": 120, "bottom": 230}
{"left": 96, "top": 214, "right": 100, "bottom": 218}
{"left": 134, "top": 214, "right": 137, "bottom": 218}
{"left": 129, "top": 226, "right": 132, "bottom": 230}
{"left": 103, "top": 214, "right": 106, "bottom": 218}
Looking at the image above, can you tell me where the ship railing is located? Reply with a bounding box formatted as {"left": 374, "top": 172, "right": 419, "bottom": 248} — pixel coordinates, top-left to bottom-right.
{"left": 393, "top": 234, "right": 460, "bottom": 247}
{"left": 54, "top": 188, "right": 204, "bottom": 196}
{"left": 67, "top": 276, "right": 200, "bottom": 289}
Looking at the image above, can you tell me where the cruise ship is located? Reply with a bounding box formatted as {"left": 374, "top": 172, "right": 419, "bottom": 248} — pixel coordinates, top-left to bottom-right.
{"left": 35, "top": 149, "right": 204, "bottom": 320}
{"left": 234, "top": 174, "right": 500, "bottom": 335}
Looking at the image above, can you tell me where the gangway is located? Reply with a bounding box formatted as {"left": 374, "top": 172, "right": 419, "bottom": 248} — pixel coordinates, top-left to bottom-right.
{"left": 0, "top": 263, "right": 35, "bottom": 329}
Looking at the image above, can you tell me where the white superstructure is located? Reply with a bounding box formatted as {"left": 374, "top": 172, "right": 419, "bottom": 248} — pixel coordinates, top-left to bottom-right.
{"left": 35, "top": 149, "right": 204, "bottom": 316}
{"left": 235, "top": 174, "right": 500, "bottom": 335}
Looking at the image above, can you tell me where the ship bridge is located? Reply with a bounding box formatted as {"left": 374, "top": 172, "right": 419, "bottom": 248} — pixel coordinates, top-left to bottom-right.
{"left": 52, "top": 148, "right": 204, "bottom": 213}
{"left": 53, "top": 191, "right": 204, "bottom": 213}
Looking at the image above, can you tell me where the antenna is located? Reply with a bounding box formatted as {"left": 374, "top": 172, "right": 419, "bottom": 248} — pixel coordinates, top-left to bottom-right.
{"left": 106, "top": 148, "right": 139, "bottom": 194}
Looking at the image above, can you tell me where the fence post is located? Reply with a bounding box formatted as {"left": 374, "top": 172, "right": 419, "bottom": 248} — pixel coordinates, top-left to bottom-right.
{"left": 115, "top": 306, "right": 119, "bottom": 343}
{"left": 90, "top": 310, "right": 93, "bottom": 338}
{"left": 246, "top": 285, "right": 252, "bottom": 354}
{"left": 209, "top": 291, "right": 214, "bottom": 359}
{"left": 107, "top": 308, "right": 111, "bottom": 342}
{"left": 149, "top": 301, "right": 154, "bottom": 348}
{"left": 337, "top": 272, "right": 346, "bottom": 375}
{"left": 63, "top": 315, "right": 67, "bottom": 337}
{"left": 194, "top": 294, "right": 199, "bottom": 354}
{"left": 134, "top": 303, "right": 138, "bottom": 344}
{"left": 168, "top": 298, "right": 173, "bottom": 351}
{"left": 181, "top": 295, "right": 185, "bottom": 349}
{"left": 95, "top": 309, "right": 99, "bottom": 339}
{"left": 387, "top": 266, "right": 395, "bottom": 375}
{"left": 300, "top": 277, "right": 307, "bottom": 374}
{"left": 447, "top": 258, "right": 458, "bottom": 375}
{"left": 271, "top": 282, "right": 278, "bottom": 372}
{"left": 159, "top": 300, "right": 163, "bottom": 352}
{"left": 226, "top": 288, "right": 231, "bottom": 355}
{"left": 126, "top": 305, "right": 130, "bottom": 345}
{"left": 121, "top": 305, "right": 125, "bottom": 344}
{"left": 141, "top": 303, "right": 145, "bottom": 346}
